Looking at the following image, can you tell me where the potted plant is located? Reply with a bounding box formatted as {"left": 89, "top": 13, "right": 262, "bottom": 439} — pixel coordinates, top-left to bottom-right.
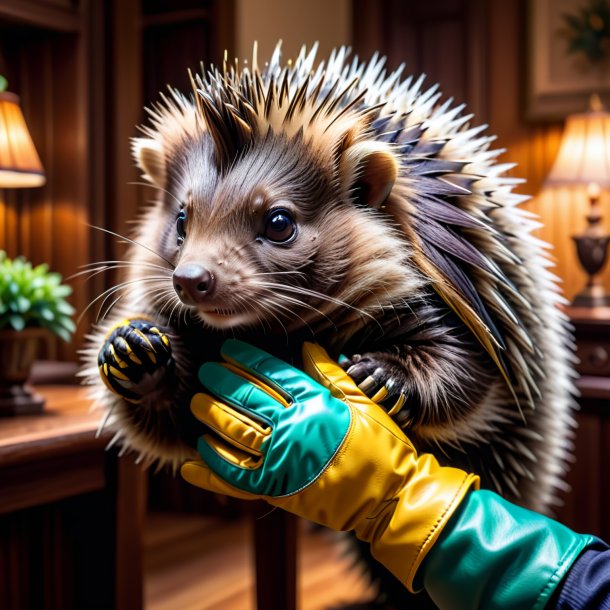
{"left": 0, "top": 251, "right": 75, "bottom": 415}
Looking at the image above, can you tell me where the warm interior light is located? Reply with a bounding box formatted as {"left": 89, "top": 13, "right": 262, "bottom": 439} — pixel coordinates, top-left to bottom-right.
{"left": 545, "top": 95, "right": 610, "bottom": 307}
{"left": 545, "top": 97, "right": 610, "bottom": 188}
{"left": 0, "top": 91, "right": 45, "bottom": 188}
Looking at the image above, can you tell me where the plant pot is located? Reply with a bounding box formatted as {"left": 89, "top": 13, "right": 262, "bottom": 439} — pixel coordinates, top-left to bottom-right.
{"left": 0, "top": 328, "right": 47, "bottom": 415}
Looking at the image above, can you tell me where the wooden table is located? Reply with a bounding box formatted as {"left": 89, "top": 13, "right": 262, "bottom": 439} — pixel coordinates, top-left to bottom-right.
{"left": 555, "top": 307, "right": 610, "bottom": 540}
{"left": 0, "top": 386, "right": 145, "bottom": 610}
{"left": 0, "top": 386, "right": 296, "bottom": 610}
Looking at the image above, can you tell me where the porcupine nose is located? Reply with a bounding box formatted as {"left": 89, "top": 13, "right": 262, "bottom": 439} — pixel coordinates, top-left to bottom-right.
{"left": 173, "top": 263, "right": 215, "bottom": 305}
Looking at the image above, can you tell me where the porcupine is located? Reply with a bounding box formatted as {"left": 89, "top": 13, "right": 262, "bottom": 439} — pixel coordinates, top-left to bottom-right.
{"left": 82, "top": 43, "right": 576, "bottom": 609}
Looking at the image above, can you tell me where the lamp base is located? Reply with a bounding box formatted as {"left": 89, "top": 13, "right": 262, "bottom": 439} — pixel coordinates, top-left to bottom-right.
{"left": 0, "top": 383, "right": 45, "bottom": 416}
{"left": 572, "top": 284, "right": 610, "bottom": 308}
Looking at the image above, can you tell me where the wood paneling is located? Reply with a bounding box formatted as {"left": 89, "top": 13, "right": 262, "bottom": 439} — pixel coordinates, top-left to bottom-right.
{"left": 0, "top": 0, "right": 234, "bottom": 364}
{"left": 556, "top": 307, "right": 610, "bottom": 540}
{"left": 353, "top": 0, "right": 609, "bottom": 302}
{"left": 0, "top": 10, "right": 90, "bottom": 357}
{"left": 0, "top": 2, "right": 97, "bottom": 362}
{"left": 485, "top": 0, "right": 610, "bottom": 301}
{"left": 0, "top": 385, "right": 146, "bottom": 610}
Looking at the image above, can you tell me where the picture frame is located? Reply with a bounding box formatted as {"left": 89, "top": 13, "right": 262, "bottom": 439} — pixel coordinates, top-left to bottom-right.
{"left": 525, "top": 0, "right": 610, "bottom": 122}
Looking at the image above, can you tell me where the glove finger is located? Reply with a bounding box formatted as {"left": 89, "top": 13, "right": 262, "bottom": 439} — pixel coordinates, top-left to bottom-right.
{"left": 190, "top": 393, "right": 271, "bottom": 455}
{"left": 302, "top": 342, "right": 368, "bottom": 401}
{"left": 220, "top": 339, "right": 324, "bottom": 404}
{"left": 199, "top": 362, "right": 281, "bottom": 425}
{"left": 180, "top": 459, "right": 255, "bottom": 500}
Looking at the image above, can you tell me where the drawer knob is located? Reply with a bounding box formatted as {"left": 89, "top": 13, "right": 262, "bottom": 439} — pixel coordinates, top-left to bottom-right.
{"left": 589, "top": 346, "right": 609, "bottom": 368}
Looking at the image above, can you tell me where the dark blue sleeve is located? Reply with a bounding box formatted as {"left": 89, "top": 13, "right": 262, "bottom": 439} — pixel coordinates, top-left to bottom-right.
{"left": 551, "top": 542, "right": 610, "bottom": 609}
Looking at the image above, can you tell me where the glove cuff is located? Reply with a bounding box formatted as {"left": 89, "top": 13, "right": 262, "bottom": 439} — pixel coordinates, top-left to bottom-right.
{"left": 421, "top": 489, "right": 598, "bottom": 610}
{"left": 356, "top": 458, "right": 479, "bottom": 593}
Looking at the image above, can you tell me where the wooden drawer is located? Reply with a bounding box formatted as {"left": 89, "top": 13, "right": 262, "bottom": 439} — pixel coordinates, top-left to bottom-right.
{"left": 576, "top": 339, "right": 610, "bottom": 376}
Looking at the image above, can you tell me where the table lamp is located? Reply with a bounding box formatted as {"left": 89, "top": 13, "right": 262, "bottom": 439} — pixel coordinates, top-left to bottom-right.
{"left": 0, "top": 77, "right": 47, "bottom": 415}
{"left": 0, "top": 77, "right": 45, "bottom": 188}
{"left": 545, "top": 94, "right": 610, "bottom": 307}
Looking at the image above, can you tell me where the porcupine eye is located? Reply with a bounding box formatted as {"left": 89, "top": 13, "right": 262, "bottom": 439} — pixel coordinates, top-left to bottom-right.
{"left": 176, "top": 209, "right": 187, "bottom": 246}
{"left": 263, "top": 209, "right": 296, "bottom": 243}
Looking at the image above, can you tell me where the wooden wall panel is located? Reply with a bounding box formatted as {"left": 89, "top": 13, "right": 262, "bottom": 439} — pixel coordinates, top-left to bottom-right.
{"left": 0, "top": 0, "right": 235, "bottom": 365}
{"left": 0, "top": 17, "right": 89, "bottom": 361}
{"left": 353, "top": 0, "right": 610, "bottom": 302}
{"left": 485, "top": 0, "right": 610, "bottom": 301}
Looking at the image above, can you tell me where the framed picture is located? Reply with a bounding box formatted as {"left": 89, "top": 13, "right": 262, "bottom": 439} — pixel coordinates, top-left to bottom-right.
{"left": 525, "top": 0, "right": 610, "bottom": 121}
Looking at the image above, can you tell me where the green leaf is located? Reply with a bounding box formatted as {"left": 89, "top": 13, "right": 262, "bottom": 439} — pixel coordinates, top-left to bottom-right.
{"left": 53, "top": 325, "right": 72, "bottom": 343}
{"left": 16, "top": 296, "right": 30, "bottom": 313}
{"left": 55, "top": 301, "right": 75, "bottom": 316}
{"left": 57, "top": 316, "right": 76, "bottom": 333}
{"left": 8, "top": 314, "right": 25, "bottom": 331}
{"left": 0, "top": 252, "right": 74, "bottom": 340}
{"left": 53, "top": 285, "right": 72, "bottom": 298}
{"left": 38, "top": 307, "right": 55, "bottom": 321}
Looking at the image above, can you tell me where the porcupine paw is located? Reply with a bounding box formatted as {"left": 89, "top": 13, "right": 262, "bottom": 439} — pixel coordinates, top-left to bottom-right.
{"left": 98, "top": 318, "right": 173, "bottom": 402}
{"left": 343, "top": 352, "right": 414, "bottom": 428}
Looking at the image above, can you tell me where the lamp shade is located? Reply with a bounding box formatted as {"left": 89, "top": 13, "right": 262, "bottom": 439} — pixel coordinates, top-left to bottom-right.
{"left": 545, "top": 102, "right": 610, "bottom": 188}
{"left": 0, "top": 92, "right": 45, "bottom": 188}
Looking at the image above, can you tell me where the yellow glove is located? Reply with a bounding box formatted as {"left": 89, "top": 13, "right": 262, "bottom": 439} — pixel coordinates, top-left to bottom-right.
{"left": 181, "top": 340, "right": 479, "bottom": 591}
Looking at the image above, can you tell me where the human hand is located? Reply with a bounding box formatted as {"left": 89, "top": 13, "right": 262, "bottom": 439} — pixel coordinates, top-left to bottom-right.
{"left": 181, "top": 340, "right": 478, "bottom": 591}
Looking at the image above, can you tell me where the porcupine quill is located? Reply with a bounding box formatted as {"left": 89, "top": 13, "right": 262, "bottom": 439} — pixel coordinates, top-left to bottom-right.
{"left": 80, "top": 42, "right": 576, "bottom": 609}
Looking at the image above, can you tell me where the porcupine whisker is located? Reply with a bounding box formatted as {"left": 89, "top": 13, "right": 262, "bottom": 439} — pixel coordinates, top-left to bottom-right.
{"left": 256, "top": 281, "right": 376, "bottom": 332}
{"left": 67, "top": 263, "right": 172, "bottom": 283}
{"left": 67, "top": 265, "right": 112, "bottom": 282}
{"left": 98, "top": 292, "right": 125, "bottom": 323}
{"left": 74, "top": 259, "right": 172, "bottom": 275}
{"left": 262, "top": 291, "right": 337, "bottom": 329}
{"left": 79, "top": 276, "right": 171, "bottom": 326}
{"left": 251, "top": 270, "right": 308, "bottom": 279}
{"left": 255, "top": 280, "right": 375, "bottom": 321}
{"left": 261, "top": 295, "right": 321, "bottom": 336}
{"left": 181, "top": 302, "right": 191, "bottom": 327}
{"left": 167, "top": 295, "right": 184, "bottom": 325}
{"left": 138, "top": 285, "right": 175, "bottom": 305}
{"left": 97, "top": 281, "right": 167, "bottom": 323}
{"left": 156, "top": 296, "right": 180, "bottom": 320}
{"left": 66, "top": 265, "right": 166, "bottom": 288}
{"left": 87, "top": 224, "right": 175, "bottom": 268}
{"left": 66, "top": 261, "right": 171, "bottom": 281}
{"left": 99, "top": 278, "right": 173, "bottom": 322}
{"left": 256, "top": 297, "right": 291, "bottom": 339}
{"left": 154, "top": 289, "right": 181, "bottom": 318}
{"left": 128, "top": 181, "right": 184, "bottom": 208}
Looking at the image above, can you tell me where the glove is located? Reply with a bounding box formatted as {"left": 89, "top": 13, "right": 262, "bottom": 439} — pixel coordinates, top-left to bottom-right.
{"left": 98, "top": 317, "right": 172, "bottom": 402}
{"left": 422, "top": 490, "right": 597, "bottom": 610}
{"left": 180, "top": 339, "right": 478, "bottom": 591}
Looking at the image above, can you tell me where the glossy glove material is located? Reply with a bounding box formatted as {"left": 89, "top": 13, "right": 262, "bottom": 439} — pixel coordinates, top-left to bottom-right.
{"left": 181, "top": 340, "right": 478, "bottom": 591}
{"left": 422, "top": 490, "right": 597, "bottom": 610}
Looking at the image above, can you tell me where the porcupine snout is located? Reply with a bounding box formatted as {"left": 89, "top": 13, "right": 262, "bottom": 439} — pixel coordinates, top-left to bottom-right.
{"left": 173, "top": 263, "right": 215, "bottom": 305}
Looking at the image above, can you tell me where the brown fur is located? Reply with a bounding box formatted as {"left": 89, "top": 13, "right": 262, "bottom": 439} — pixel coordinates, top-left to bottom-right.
{"left": 81, "top": 47, "right": 575, "bottom": 607}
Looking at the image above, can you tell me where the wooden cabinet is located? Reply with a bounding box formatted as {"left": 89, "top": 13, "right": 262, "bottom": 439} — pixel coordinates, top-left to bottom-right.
{"left": 555, "top": 307, "right": 610, "bottom": 540}
{"left": 0, "top": 387, "right": 146, "bottom": 610}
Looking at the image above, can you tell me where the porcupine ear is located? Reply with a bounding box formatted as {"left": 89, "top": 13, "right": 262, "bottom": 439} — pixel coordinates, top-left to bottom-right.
{"left": 339, "top": 141, "right": 398, "bottom": 209}
{"left": 131, "top": 138, "right": 167, "bottom": 188}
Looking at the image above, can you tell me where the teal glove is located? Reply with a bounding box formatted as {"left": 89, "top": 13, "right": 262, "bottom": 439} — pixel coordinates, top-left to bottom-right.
{"left": 421, "top": 490, "right": 597, "bottom": 610}
{"left": 181, "top": 339, "right": 477, "bottom": 591}
{"left": 181, "top": 339, "right": 597, "bottom": 608}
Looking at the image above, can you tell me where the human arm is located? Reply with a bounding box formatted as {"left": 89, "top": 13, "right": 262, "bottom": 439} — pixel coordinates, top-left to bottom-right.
{"left": 181, "top": 340, "right": 599, "bottom": 609}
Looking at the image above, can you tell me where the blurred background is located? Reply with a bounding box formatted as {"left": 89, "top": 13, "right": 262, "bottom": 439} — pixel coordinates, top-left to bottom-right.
{"left": 1, "top": 0, "right": 609, "bottom": 360}
{"left": 0, "top": 1, "right": 609, "bottom": 609}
